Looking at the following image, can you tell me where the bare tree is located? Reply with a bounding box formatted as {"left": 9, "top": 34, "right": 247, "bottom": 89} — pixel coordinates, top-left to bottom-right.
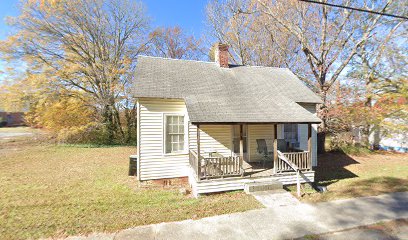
{"left": 207, "top": 0, "right": 405, "bottom": 152}
{"left": 205, "top": 0, "right": 308, "bottom": 75}
{"left": 149, "top": 26, "right": 204, "bottom": 60}
{"left": 349, "top": 19, "right": 407, "bottom": 146}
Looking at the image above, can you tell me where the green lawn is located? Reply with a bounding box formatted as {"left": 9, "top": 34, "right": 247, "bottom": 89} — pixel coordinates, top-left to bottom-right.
{"left": 289, "top": 151, "right": 408, "bottom": 202}
{"left": 0, "top": 134, "right": 262, "bottom": 239}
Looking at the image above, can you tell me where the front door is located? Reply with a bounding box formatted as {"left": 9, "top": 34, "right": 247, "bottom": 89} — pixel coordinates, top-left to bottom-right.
{"left": 232, "top": 125, "right": 248, "bottom": 160}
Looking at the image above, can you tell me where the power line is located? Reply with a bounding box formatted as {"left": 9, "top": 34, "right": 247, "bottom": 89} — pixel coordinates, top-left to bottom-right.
{"left": 298, "top": 0, "right": 408, "bottom": 20}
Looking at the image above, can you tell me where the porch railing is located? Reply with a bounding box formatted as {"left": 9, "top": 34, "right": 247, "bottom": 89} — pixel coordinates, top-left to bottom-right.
{"left": 275, "top": 151, "right": 311, "bottom": 172}
{"left": 202, "top": 156, "right": 243, "bottom": 179}
{"left": 277, "top": 150, "right": 303, "bottom": 197}
{"left": 189, "top": 150, "right": 243, "bottom": 180}
{"left": 189, "top": 150, "right": 199, "bottom": 177}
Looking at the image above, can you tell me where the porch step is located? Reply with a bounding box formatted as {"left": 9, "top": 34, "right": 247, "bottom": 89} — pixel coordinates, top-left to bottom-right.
{"left": 244, "top": 180, "right": 283, "bottom": 194}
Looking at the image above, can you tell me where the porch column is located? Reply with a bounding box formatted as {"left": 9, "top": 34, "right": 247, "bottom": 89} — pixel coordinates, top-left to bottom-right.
{"left": 307, "top": 123, "right": 312, "bottom": 170}
{"left": 239, "top": 124, "right": 244, "bottom": 176}
{"left": 197, "top": 124, "right": 201, "bottom": 180}
{"left": 273, "top": 124, "right": 278, "bottom": 173}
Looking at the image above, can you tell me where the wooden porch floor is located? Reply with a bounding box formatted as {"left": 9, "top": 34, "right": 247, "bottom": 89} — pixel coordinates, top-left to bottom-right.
{"left": 242, "top": 160, "right": 275, "bottom": 178}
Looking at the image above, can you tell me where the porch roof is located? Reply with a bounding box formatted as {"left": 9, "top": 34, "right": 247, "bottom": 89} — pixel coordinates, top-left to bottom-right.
{"left": 185, "top": 94, "right": 321, "bottom": 124}
{"left": 133, "top": 56, "right": 322, "bottom": 123}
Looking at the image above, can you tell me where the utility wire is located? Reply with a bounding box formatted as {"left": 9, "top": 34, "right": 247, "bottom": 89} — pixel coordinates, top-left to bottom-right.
{"left": 298, "top": 0, "right": 408, "bottom": 20}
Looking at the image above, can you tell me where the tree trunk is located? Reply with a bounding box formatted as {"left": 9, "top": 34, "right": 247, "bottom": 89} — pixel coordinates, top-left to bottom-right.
{"left": 363, "top": 57, "right": 373, "bottom": 148}
{"left": 317, "top": 90, "right": 329, "bottom": 153}
{"left": 112, "top": 104, "right": 125, "bottom": 142}
{"left": 102, "top": 104, "right": 115, "bottom": 144}
{"left": 124, "top": 106, "right": 137, "bottom": 144}
{"left": 317, "top": 132, "right": 326, "bottom": 154}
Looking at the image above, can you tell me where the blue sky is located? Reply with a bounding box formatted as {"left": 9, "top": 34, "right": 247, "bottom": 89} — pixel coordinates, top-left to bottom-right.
{"left": 143, "top": 0, "right": 208, "bottom": 37}
{"left": 0, "top": 0, "right": 209, "bottom": 41}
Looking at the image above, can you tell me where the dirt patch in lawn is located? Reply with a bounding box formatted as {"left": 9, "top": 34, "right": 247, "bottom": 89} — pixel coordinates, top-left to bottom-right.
{"left": 0, "top": 127, "right": 49, "bottom": 152}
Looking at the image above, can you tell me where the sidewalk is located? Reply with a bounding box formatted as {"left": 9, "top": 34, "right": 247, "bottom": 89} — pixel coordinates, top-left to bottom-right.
{"left": 66, "top": 192, "right": 408, "bottom": 240}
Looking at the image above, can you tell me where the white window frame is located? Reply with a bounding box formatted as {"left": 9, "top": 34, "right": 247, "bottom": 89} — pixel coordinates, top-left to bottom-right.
{"left": 163, "top": 113, "right": 188, "bottom": 155}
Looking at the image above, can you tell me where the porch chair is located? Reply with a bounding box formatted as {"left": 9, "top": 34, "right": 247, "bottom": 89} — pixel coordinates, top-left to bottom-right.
{"left": 256, "top": 139, "right": 273, "bottom": 167}
{"left": 256, "top": 139, "right": 289, "bottom": 168}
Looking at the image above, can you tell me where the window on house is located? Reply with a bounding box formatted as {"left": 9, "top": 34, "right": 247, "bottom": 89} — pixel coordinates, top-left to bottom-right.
{"left": 284, "top": 124, "right": 298, "bottom": 145}
{"left": 165, "top": 115, "right": 185, "bottom": 153}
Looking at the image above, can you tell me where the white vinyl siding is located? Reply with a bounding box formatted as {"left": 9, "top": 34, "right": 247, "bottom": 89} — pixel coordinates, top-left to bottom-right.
{"left": 247, "top": 124, "right": 274, "bottom": 162}
{"left": 137, "top": 98, "right": 319, "bottom": 181}
{"left": 298, "top": 103, "right": 318, "bottom": 167}
{"left": 189, "top": 124, "right": 233, "bottom": 158}
{"left": 138, "top": 98, "right": 189, "bottom": 180}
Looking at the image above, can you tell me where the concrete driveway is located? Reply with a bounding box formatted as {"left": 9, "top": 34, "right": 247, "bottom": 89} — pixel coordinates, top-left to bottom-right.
{"left": 0, "top": 132, "right": 32, "bottom": 138}
{"left": 66, "top": 192, "right": 408, "bottom": 240}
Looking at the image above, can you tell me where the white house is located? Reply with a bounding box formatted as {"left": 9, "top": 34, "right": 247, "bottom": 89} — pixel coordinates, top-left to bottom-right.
{"left": 133, "top": 44, "right": 322, "bottom": 197}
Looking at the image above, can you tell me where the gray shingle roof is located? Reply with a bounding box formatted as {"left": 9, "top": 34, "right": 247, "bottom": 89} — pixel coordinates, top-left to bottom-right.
{"left": 133, "top": 56, "right": 322, "bottom": 123}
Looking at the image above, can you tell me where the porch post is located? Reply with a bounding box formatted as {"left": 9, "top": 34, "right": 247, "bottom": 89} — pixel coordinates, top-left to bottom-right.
{"left": 197, "top": 124, "right": 201, "bottom": 180}
{"left": 273, "top": 124, "right": 278, "bottom": 174}
{"left": 307, "top": 123, "right": 312, "bottom": 170}
{"left": 239, "top": 124, "right": 244, "bottom": 176}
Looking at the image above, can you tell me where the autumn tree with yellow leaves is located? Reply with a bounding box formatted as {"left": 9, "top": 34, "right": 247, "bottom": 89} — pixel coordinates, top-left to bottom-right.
{"left": 1, "top": 0, "right": 150, "bottom": 143}
{"left": 0, "top": 0, "right": 204, "bottom": 144}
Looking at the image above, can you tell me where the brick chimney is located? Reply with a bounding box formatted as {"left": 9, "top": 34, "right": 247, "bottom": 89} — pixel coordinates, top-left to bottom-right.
{"left": 214, "top": 43, "right": 229, "bottom": 68}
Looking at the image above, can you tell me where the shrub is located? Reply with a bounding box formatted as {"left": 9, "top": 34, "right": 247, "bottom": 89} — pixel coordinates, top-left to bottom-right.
{"left": 57, "top": 122, "right": 104, "bottom": 144}
{"left": 0, "top": 117, "right": 7, "bottom": 127}
{"left": 55, "top": 122, "right": 134, "bottom": 145}
{"left": 329, "top": 132, "right": 354, "bottom": 150}
{"left": 329, "top": 131, "right": 372, "bottom": 155}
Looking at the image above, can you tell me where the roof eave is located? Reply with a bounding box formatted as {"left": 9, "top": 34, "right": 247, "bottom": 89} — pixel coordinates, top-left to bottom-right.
{"left": 190, "top": 121, "right": 321, "bottom": 125}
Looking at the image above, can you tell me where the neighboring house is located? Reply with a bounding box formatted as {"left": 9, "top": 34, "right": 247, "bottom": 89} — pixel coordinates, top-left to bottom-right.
{"left": 0, "top": 111, "right": 25, "bottom": 127}
{"left": 133, "top": 44, "right": 322, "bottom": 197}
{"left": 352, "top": 118, "right": 408, "bottom": 153}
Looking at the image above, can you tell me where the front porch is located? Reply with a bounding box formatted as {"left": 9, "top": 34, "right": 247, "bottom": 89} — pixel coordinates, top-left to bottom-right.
{"left": 188, "top": 123, "right": 315, "bottom": 196}
{"left": 189, "top": 123, "right": 313, "bottom": 180}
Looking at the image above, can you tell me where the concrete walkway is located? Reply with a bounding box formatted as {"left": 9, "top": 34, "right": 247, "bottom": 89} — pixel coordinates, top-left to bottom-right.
{"left": 251, "top": 189, "right": 300, "bottom": 207}
{"left": 66, "top": 192, "right": 408, "bottom": 240}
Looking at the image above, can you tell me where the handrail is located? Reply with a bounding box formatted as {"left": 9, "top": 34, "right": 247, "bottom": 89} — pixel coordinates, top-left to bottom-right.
{"left": 277, "top": 150, "right": 302, "bottom": 197}
{"left": 277, "top": 151, "right": 299, "bottom": 171}
{"left": 190, "top": 149, "right": 198, "bottom": 158}
{"left": 283, "top": 151, "right": 311, "bottom": 171}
